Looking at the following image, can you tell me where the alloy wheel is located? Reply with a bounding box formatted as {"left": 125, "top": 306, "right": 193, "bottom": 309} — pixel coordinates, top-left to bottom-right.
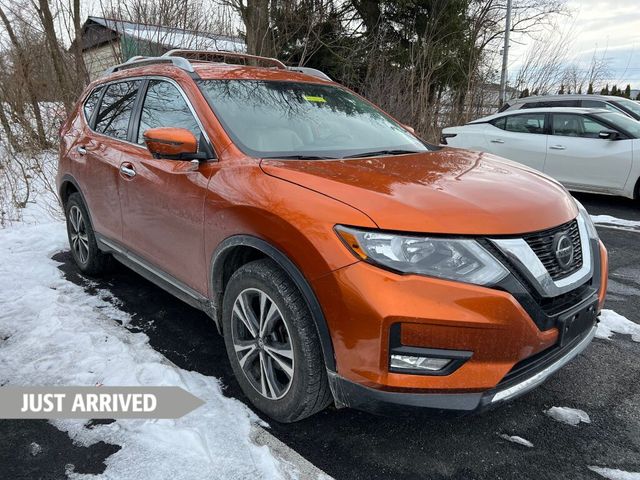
{"left": 68, "top": 205, "right": 89, "bottom": 265}
{"left": 231, "top": 288, "right": 295, "bottom": 400}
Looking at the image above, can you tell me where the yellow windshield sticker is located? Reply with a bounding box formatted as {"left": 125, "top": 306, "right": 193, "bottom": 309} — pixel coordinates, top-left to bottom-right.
{"left": 303, "top": 95, "right": 326, "bottom": 103}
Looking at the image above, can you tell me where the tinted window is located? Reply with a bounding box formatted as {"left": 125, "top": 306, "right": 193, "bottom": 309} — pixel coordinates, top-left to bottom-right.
{"left": 94, "top": 81, "right": 141, "bottom": 140}
{"left": 137, "top": 80, "right": 201, "bottom": 144}
{"left": 491, "top": 117, "right": 506, "bottom": 129}
{"left": 581, "top": 100, "right": 606, "bottom": 108}
{"left": 83, "top": 87, "right": 103, "bottom": 124}
{"left": 582, "top": 100, "right": 621, "bottom": 114}
{"left": 494, "top": 113, "right": 546, "bottom": 134}
{"left": 551, "top": 113, "right": 608, "bottom": 138}
{"left": 522, "top": 100, "right": 579, "bottom": 108}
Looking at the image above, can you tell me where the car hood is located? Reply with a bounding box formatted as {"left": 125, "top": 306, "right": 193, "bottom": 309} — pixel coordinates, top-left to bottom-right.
{"left": 260, "top": 148, "right": 578, "bottom": 235}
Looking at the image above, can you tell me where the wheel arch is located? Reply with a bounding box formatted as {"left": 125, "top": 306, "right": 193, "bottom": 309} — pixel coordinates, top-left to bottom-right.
{"left": 210, "top": 235, "right": 337, "bottom": 372}
{"left": 59, "top": 175, "right": 96, "bottom": 228}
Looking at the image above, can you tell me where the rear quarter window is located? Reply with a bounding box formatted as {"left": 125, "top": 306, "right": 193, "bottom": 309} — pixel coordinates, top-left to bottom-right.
{"left": 83, "top": 87, "right": 103, "bottom": 125}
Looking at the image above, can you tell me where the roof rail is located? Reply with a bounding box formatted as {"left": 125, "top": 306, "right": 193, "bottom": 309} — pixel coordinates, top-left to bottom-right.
{"left": 102, "top": 50, "right": 332, "bottom": 82}
{"left": 103, "top": 55, "right": 194, "bottom": 76}
{"left": 163, "top": 49, "right": 286, "bottom": 70}
{"left": 287, "top": 66, "right": 332, "bottom": 81}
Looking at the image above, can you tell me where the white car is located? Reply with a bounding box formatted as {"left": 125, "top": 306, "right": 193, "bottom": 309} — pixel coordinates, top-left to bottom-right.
{"left": 441, "top": 107, "right": 640, "bottom": 199}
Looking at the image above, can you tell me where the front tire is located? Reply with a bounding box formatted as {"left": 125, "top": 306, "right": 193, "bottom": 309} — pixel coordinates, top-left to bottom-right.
{"left": 64, "top": 193, "right": 111, "bottom": 276}
{"left": 222, "top": 259, "right": 332, "bottom": 422}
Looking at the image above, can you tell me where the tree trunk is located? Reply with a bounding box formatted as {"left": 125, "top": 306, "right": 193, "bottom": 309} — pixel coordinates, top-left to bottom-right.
{"left": 35, "top": 0, "right": 74, "bottom": 113}
{"left": 240, "top": 0, "right": 274, "bottom": 57}
{"left": 73, "top": 0, "right": 89, "bottom": 86}
{"left": 0, "top": 7, "right": 49, "bottom": 148}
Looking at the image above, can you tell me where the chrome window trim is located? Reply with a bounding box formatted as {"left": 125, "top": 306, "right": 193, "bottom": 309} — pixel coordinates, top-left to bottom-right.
{"left": 490, "top": 215, "right": 593, "bottom": 298}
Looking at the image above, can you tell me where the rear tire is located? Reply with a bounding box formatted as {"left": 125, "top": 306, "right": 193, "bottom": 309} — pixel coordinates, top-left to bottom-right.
{"left": 222, "top": 258, "right": 332, "bottom": 422}
{"left": 64, "top": 193, "right": 111, "bottom": 276}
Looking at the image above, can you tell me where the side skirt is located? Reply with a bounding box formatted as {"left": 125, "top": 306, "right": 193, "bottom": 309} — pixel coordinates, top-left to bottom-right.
{"left": 95, "top": 234, "right": 219, "bottom": 329}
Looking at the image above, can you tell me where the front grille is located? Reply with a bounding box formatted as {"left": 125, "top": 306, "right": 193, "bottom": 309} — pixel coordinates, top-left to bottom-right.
{"left": 523, "top": 220, "right": 582, "bottom": 280}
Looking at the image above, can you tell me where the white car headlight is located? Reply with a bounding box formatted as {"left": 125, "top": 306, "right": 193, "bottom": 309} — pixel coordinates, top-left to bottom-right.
{"left": 574, "top": 200, "right": 599, "bottom": 240}
{"left": 336, "top": 226, "right": 508, "bottom": 286}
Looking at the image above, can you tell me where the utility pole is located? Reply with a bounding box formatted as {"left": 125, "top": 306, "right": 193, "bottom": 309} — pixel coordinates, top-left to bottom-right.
{"left": 498, "top": 0, "right": 512, "bottom": 107}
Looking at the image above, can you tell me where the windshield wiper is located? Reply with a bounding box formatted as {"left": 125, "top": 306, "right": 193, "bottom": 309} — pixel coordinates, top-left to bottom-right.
{"left": 261, "top": 154, "right": 339, "bottom": 160}
{"left": 342, "top": 149, "right": 422, "bottom": 159}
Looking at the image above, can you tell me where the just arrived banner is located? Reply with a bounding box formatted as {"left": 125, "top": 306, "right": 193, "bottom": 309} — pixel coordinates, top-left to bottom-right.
{"left": 0, "top": 386, "right": 205, "bottom": 419}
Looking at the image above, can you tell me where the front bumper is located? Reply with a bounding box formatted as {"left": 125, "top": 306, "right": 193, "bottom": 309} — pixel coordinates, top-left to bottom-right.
{"left": 328, "top": 324, "right": 597, "bottom": 414}
{"left": 312, "top": 237, "right": 607, "bottom": 411}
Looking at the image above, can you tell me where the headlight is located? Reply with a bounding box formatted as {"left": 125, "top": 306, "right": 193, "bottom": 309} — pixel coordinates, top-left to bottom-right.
{"left": 335, "top": 226, "right": 508, "bottom": 286}
{"left": 574, "top": 199, "right": 599, "bottom": 239}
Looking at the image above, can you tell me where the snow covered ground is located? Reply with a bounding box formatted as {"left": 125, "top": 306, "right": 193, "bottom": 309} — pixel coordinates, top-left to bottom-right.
{"left": 0, "top": 176, "right": 313, "bottom": 479}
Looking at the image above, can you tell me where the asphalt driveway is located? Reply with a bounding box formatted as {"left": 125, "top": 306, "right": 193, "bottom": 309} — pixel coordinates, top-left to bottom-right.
{"left": 1, "top": 192, "right": 639, "bottom": 479}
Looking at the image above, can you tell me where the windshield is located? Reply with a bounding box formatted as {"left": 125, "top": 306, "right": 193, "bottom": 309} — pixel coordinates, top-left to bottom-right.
{"left": 197, "top": 80, "right": 430, "bottom": 159}
{"left": 611, "top": 98, "right": 640, "bottom": 118}
{"left": 592, "top": 112, "right": 640, "bottom": 138}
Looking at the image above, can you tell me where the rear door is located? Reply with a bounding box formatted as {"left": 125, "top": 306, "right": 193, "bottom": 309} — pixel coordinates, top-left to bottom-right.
{"left": 118, "top": 78, "right": 217, "bottom": 294}
{"left": 73, "top": 80, "right": 142, "bottom": 242}
{"left": 482, "top": 112, "right": 548, "bottom": 171}
{"left": 544, "top": 112, "right": 633, "bottom": 192}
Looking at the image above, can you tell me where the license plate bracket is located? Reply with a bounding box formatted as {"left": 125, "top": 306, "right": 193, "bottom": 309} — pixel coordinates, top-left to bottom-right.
{"left": 558, "top": 300, "right": 598, "bottom": 347}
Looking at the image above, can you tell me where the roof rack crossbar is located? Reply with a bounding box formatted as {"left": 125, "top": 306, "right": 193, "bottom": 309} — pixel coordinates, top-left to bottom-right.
{"left": 163, "top": 49, "right": 287, "bottom": 70}
{"left": 103, "top": 56, "right": 194, "bottom": 76}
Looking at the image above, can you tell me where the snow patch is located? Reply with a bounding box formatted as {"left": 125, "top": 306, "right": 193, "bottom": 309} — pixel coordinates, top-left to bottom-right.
{"left": 544, "top": 406, "right": 591, "bottom": 426}
{"left": 29, "top": 442, "right": 43, "bottom": 456}
{"left": 589, "top": 467, "right": 640, "bottom": 480}
{"left": 597, "top": 310, "right": 640, "bottom": 342}
{"left": 0, "top": 209, "right": 289, "bottom": 479}
{"left": 591, "top": 215, "right": 640, "bottom": 231}
{"left": 498, "top": 434, "right": 533, "bottom": 448}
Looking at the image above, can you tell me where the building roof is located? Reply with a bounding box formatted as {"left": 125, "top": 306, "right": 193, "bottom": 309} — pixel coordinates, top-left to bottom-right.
{"left": 82, "top": 16, "right": 245, "bottom": 53}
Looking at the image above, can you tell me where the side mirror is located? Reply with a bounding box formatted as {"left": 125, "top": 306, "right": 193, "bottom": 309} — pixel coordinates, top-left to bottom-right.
{"left": 403, "top": 124, "right": 416, "bottom": 134}
{"left": 143, "top": 127, "right": 206, "bottom": 160}
{"left": 598, "top": 129, "right": 619, "bottom": 140}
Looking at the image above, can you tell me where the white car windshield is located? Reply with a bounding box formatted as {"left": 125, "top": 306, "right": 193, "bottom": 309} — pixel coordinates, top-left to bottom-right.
{"left": 198, "top": 80, "right": 431, "bottom": 159}
{"left": 593, "top": 112, "right": 640, "bottom": 138}
{"left": 611, "top": 98, "right": 640, "bottom": 118}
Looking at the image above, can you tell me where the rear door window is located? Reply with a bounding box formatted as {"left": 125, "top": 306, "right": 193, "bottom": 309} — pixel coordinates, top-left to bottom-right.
{"left": 493, "top": 113, "right": 546, "bottom": 134}
{"left": 94, "top": 80, "right": 141, "bottom": 141}
{"left": 136, "top": 80, "right": 201, "bottom": 144}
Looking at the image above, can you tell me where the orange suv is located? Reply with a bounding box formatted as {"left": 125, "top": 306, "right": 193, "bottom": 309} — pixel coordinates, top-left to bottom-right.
{"left": 57, "top": 50, "right": 608, "bottom": 422}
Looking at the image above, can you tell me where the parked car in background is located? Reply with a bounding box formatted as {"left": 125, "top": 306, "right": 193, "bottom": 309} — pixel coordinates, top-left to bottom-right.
{"left": 441, "top": 107, "right": 640, "bottom": 199}
{"left": 500, "top": 94, "right": 640, "bottom": 121}
{"left": 57, "top": 51, "right": 608, "bottom": 422}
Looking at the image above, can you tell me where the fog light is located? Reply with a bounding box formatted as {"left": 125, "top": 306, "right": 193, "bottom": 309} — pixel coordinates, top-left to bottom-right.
{"left": 390, "top": 354, "right": 451, "bottom": 372}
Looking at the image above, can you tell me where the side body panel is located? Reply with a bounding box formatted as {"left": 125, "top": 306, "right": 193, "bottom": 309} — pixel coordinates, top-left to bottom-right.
{"left": 481, "top": 124, "right": 548, "bottom": 172}
{"left": 545, "top": 137, "right": 633, "bottom": 193}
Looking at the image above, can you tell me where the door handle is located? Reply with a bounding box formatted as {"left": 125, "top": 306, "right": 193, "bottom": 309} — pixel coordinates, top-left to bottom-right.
{"left": 490, "top": 139, "right": 505, "bottom": 144}
{"left": 120, "top": 164, "right": 136, "bottom": 178}
{"left": 77, "top": 146, "right": 87, "bottom": 155}
{"left": 550, "top": 145, "right": 566, "bottom": 150}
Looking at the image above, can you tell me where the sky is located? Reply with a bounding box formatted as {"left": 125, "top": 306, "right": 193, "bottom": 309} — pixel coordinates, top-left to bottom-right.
{"left": 509, "top": 0, "right": 640, "bottom": 89}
